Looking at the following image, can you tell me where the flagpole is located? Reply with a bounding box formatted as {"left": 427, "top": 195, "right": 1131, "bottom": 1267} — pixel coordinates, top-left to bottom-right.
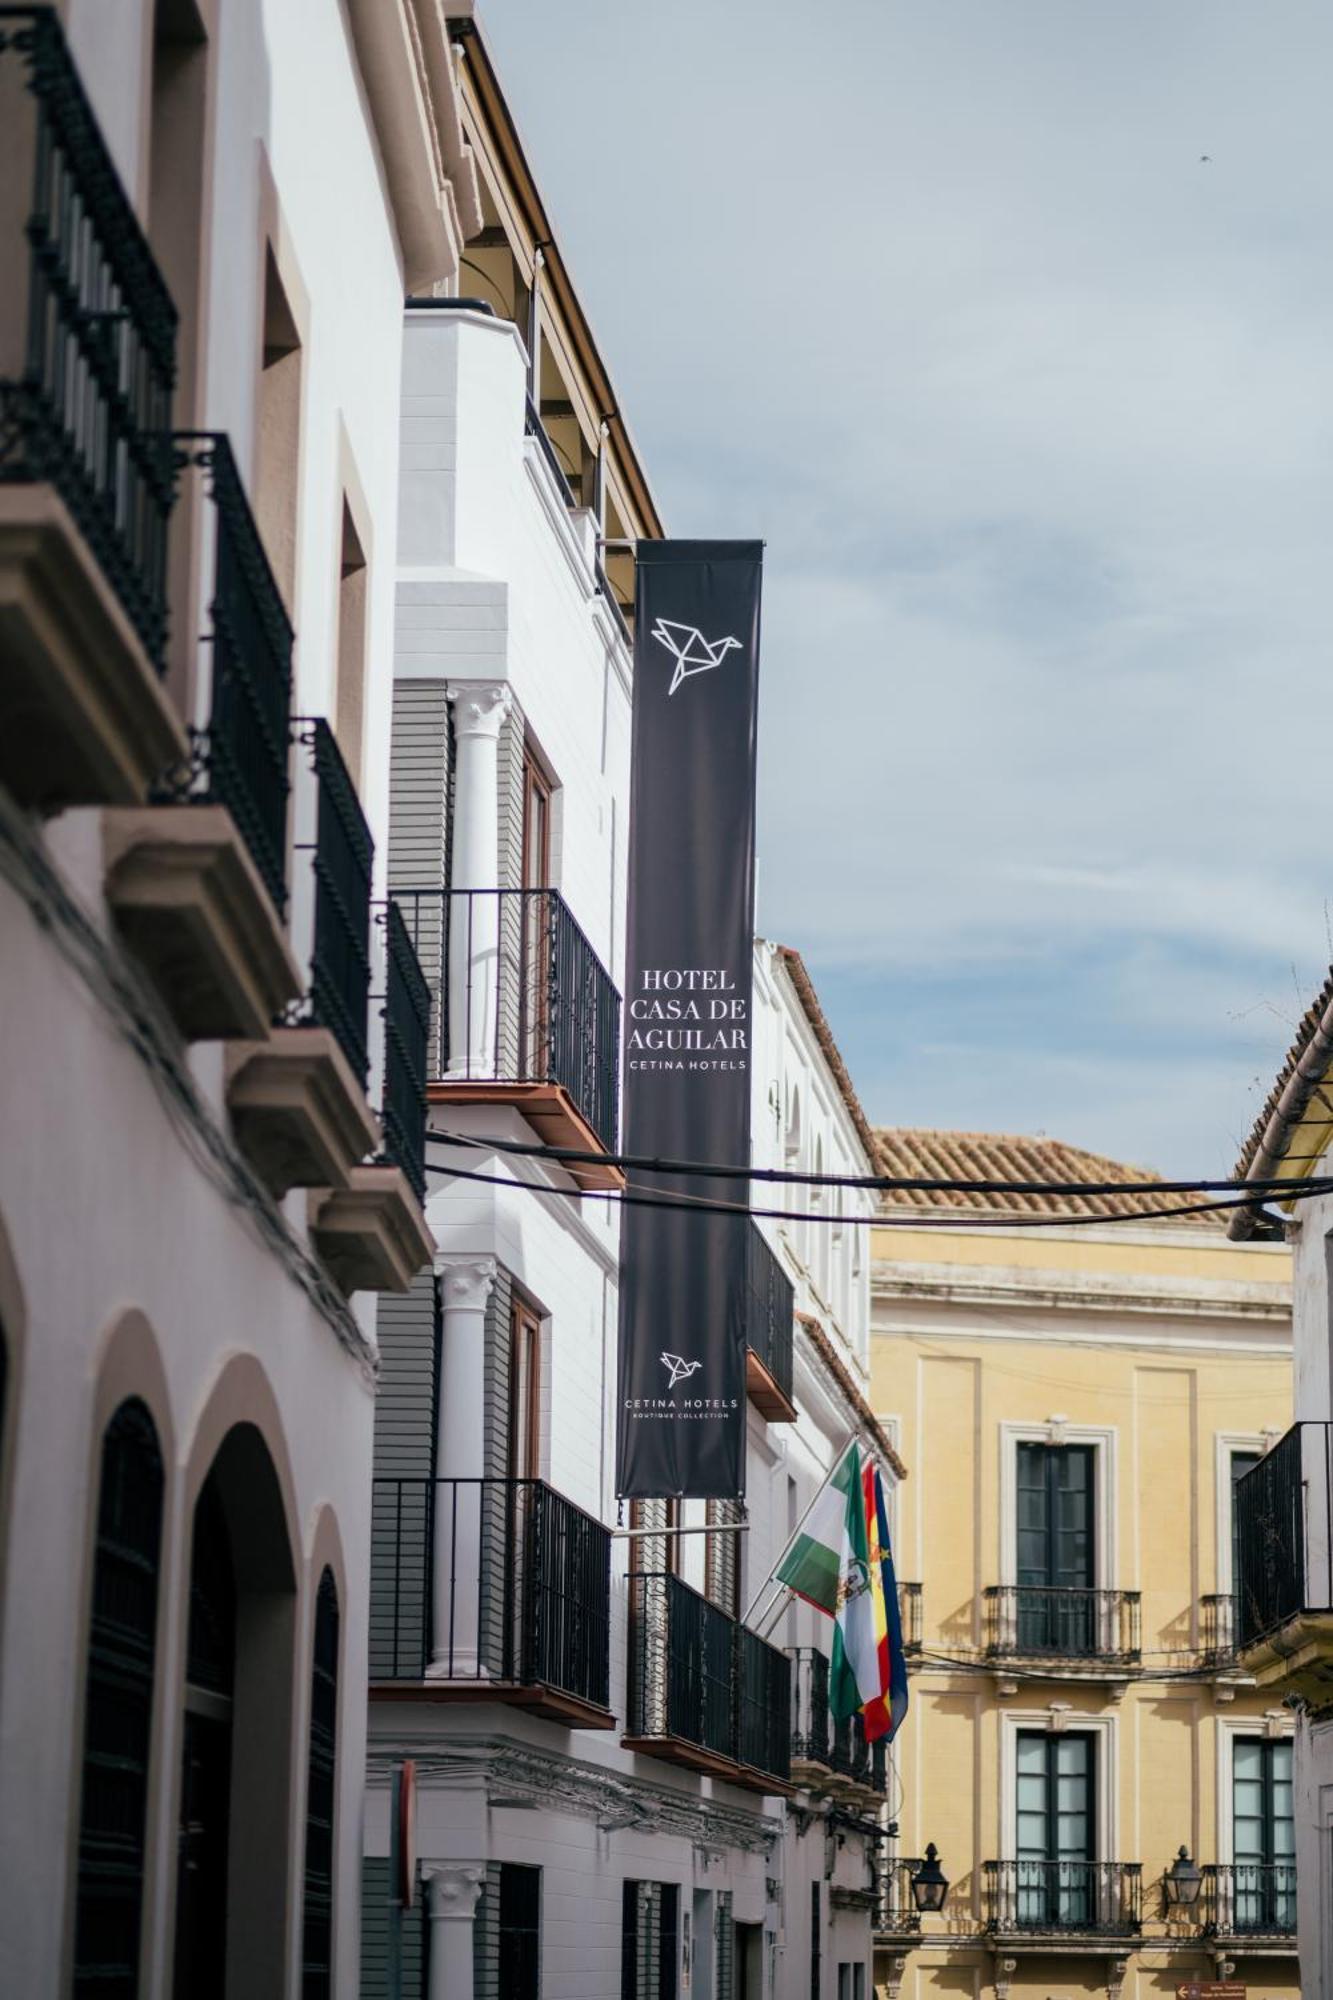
{"left": 740, "top": 1433, "right": 858, "bottom": 1627}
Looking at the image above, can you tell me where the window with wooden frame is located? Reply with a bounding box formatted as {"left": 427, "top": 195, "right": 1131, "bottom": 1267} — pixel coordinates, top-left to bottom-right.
{"left": 507, "top": 1295, "right": 542, "bottom": 1483}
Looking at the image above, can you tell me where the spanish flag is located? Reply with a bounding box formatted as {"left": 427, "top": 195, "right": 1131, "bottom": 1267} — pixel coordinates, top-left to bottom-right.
{"left": 860, "top": 1455, "right": 909, "bottom": 1743}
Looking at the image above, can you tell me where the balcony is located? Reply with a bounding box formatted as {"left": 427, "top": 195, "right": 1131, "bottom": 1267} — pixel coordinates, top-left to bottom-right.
{"left": 1201, "top": 1592, "right": 1237, "bottom": 1668}
{"left": 984, "top": 1586, "right": 1141, "bottom": 1670}
{"left": 104, "top": 433, "right": 301, "bottom": 1041}
{"left": 0, "top": 7, "right": 187, "bottom": 810}
{"left": 379, "top": 902, "right": 431, "bottom": 1202}
{"left": 983, "top": 1860, "right": 1142, "bottom": 1941}
{"left": 1201, "top": 1863, "right": 1297, "bottom": 1945}
{"left": 397, "top": 887, "right": 622, "bottom": 1187}
{"left": 899, "top": 1580, "right": 923, "bottom": 1655}
{"left": 1236, "top": 1423, "right": 1333, "bottom": 1708}
{"left": 877, "top": 1859, "right": 923, "bottom": 1939}
{"left": 368, "top": 1476, "right": 613, "bottom": 1728}
{"left": 625, "top": 1571, "right": 793, "bottom": 1795}
{"left": 745, "top": 1226, "right": 796, "bottom": 1421}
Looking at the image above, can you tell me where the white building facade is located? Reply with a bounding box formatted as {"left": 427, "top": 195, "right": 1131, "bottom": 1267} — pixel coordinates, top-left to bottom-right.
{"left": 0, "top": 1, "right": 469, "bottom": 1991}
{"left": 359, "top": 29, "right": 901, "bottom": 1996}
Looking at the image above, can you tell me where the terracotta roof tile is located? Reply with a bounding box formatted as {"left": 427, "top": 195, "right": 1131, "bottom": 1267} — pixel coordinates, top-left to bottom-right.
{"left": 1231, "top": 964, "right": 1333, "bottom": 1205}
{"left": 874, "top": 1126, "right": 1222, "bottom": 1228}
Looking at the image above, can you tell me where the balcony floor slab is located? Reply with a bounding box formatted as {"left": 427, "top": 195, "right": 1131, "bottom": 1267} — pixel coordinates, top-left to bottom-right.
{"left": 0, "top": 484, "right": 187, "bottom": 811}
{"left": 309, "top": 1165, "right": 435, "bottom": 1295}
{"left": 1239, "top": 1613, "right": 1333, "bottom": 1713}
{"left": 427, "top": 1079, "right": 624, "bottom": 1190}
{"left": 746, "top": 1347, "right": 797, "bottom": 1423}
{"left": 227, "top": 1027, "right": 379, "bottom": 1197}
{"left": 620, "top": 1733, "right": 795, "bottom": 1798}
{"left": 370, "top": 1680, "right": 616, "bottom": 1730}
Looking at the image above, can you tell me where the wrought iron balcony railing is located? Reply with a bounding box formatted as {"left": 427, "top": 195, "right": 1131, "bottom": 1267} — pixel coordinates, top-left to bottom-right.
{"left": 1201, "top": 1862, "right": 1297, "bottom": 1938}
{"left": 1236, "top": 1423, "right": 1333, "bottom": 1647}
{"left": 831, "top": 1707, "right": 888, "bottom": 1795}
{"left": 1201, "top": 1592, "right": 1237, "bottom": 1665}
{"left": 298, "top": 720, "right": 373, "bottom": 1084}
{"left": 369, "top": 1476, "right": 611, "bottom": 1713}
{"left": 790, "top": 1646, "right": 831, "bottom": 1767}
{"left": 898, "top": 1580, "right": 923, "bottom": 1655}
{"left": 396, "top": 887, "right": 621, "bottom": 1153}
{"left": 379, "top": 903, "right": 430, "bottom": 1201}
{"left": 0, "top": 7, "right": 176, "bottom": 667}
{"left": 628, "top": 1571, "right": 792, "bottom": 1789}
{"left": 162, "top": 433, "right": 293, "bottom": 913}
{"left": 984, "top": 1585, "right": 1141, "bottom": 1664}
{"left": 746, "top": 1225, "right": 794, "bottom": 1405}
{"left": 983, "top": 1860, "right": 1142, "bottom": 1937}
{"left": 877, "top": 1859, "right": 924, "bottom": 1937}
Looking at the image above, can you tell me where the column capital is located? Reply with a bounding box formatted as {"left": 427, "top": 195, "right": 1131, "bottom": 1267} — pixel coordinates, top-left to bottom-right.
{"left": 446, "top": 680, "right": 513, "bottom": 739}
{"left": 424, "top": 1861, "right": 485, "bottom": 1923}
{"left": 434, "top": 1253, "right": 498, "bottom": 1312}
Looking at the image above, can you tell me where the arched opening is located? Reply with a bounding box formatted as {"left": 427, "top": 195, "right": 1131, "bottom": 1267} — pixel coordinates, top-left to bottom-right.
{"left": 301, "top": 1567, "right": 341, "bottom": 1996}
{"left": 72, "top": 1398, "right": 166, "bottom": 1997}
{"left": 173, "top": 1422, "right": 296, "bottom": 2000}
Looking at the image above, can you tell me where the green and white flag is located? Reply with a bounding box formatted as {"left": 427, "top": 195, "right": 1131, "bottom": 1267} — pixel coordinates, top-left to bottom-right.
{"left": 774, "top": 1439, "right": 883, "bottom": 1720}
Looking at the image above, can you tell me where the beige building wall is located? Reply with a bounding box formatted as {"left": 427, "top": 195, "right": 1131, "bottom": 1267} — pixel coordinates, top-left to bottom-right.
{"left": 869, "top": 1170, "right": 1296, "bottom": 2000}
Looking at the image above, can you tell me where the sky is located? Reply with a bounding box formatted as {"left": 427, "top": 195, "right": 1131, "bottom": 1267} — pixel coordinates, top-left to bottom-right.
{"left": 481, "top": 0, "right": 1333, "bottom": 1176}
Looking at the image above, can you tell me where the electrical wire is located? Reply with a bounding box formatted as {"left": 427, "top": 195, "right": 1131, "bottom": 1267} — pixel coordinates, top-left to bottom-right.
{"left": 422, "top": 1152, "right": 1304, "bottom": 1232}
{"left": 424, "top": 1125, "right": 1322, "bottom": 1205}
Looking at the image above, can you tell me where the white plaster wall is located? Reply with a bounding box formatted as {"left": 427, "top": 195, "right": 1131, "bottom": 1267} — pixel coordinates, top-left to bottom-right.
{"left": 0, "top": 855, "right": 373, "bottom": 1997}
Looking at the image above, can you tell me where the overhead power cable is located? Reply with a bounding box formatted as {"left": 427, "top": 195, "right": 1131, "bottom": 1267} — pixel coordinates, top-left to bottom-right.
{"left": 424, "top": 1126, "right": 1318, "bottom": 1205}
{"left": 422, "top": 1154, "right": 1306, "bottom": 1232}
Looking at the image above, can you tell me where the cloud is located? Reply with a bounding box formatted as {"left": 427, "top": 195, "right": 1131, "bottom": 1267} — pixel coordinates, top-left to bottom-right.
{"left": 483, "top": 0, "right": 1333, "bottom": 1171}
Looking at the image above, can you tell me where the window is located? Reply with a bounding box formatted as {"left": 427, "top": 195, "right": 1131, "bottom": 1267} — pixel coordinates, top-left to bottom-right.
{"left": 507, "top": 1297, "right": 542, "bottom": 1481}
{"left": 522, "top": 742, "right": 552, "bottom": 889}
{"left": 809, "top": 1882, "right": 820, "bottom": 2000}
{"left": 1016, "top": 1730, "right": 1095, "bottom": 1927}
{"left": 498, "top": 1863, "right": 541, "bottom": 2000}
{"left": 72, "top": 1400, "right": 165, "bottom": 1999}
{"left": 1016, "top": 1442, "right": 1094, "bottom": 1651}
{"left": 174, "top": 1474, "right": 236, "bottom": 2000}
{"left": 1233, "top": 1738, "right": 1295, "bottom": 1930}
{"left": 255, "top": 248, "right": 303, "bottom": 611}
{"left": 621, "top": 1881, "right": 678, "bottom": 2000}
{"left": 301, "top": 1569, "right": 340, "bottom": 1998}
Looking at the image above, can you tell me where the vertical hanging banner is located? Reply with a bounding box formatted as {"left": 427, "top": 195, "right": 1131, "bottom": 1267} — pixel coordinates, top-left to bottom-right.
{"left": 616, "top": 540, "right": 763, "bottom": 1499}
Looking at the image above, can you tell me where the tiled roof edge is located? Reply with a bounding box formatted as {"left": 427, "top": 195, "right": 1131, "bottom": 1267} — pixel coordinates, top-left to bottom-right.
{"left": 774, "top": 947, "right": 878, "bottom": 1169}
{"left": 796, "top": 1311, "right": 907, "bottom": 1481}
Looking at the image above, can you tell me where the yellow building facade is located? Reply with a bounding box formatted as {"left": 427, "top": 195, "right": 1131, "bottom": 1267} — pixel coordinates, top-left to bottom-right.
{"left": 869, "top": 1131, "right": 1296, "bottom": 2000}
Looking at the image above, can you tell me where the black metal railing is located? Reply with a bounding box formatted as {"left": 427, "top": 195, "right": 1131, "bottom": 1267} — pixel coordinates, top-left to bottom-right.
{"left": 898, "top": 1581, "right": 923, "bottom": 1655}
{"left": 300, "top": 720, "right": 373, "bottom": 1084}
{"left": 1201, "top": 1592, "right": 1236, "bottom": 1664}
{"left": 369, "top": 1477, "right": 611, "bottom": 1709}
{"left": 168, "top": 433, "right": 292, "bottom": 913}
{"left": 594, "top": 557, "right": 633, "bottom": 648}
{"left": 983, "top": 1860, "right": 1142, "bottom": 1936}
{"left": 396, "top": 887, "right": 621, "bottom": 1152}
{"left": 984, "top": 1586, "right": 1141, "bottom": 1663}
{"left": 831, "top": 1708, "right": 888, "bottom": 1795}
{"left": 1236, "top": 1424, "right": 1333, "bottom": 1648}
{"left": 629, "top": 1572, "right": 791, "bottom": 1786}
{"left": 746, "top": 1225, "right": 794, "bottom": 1401}
{"left": 789, "top": 1646, "right": 831, "bottom": 1767}
{"left": 524, "top": 394, "right": 578, "bottom": 509}
{"left": 1201, "top": 1862, "right": 1297, "bottom": 1938}
{"left": 379, "top": 903, "right": 430, "bottom": 1200}
{"left": 877, "top": 1859, "right": 923, "bottom": 1937}
{"left": 0, "top": 8, "right": 176, "bottom": 667}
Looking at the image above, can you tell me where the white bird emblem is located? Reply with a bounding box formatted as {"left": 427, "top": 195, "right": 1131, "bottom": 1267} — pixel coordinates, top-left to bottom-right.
{"left": 661, "top": 1352, "right": 703, "bottom": 1388}
{"left": 650, "top": 619, "right": 742, "bottom": 696}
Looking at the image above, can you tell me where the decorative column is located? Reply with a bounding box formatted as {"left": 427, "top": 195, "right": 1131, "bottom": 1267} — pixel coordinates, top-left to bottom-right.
{"left": 444, "top": 681, "right": 512, "bottom": 1079}
{"left": 425, "top": 1863, "right": 485, "bottom": 2000}
{"left": 429, "top": 1254, "right": 496, "bottom": 1676}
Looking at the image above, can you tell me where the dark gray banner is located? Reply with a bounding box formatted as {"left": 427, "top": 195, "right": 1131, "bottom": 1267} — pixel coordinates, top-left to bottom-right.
{"left": 615, "top": 541, "right": 763, "bottom": 1499}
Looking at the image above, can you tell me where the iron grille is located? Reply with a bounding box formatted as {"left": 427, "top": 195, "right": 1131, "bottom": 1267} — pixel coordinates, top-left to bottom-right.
{"left": 396, "top": 886, "right": 622, "bottom": 1152}
{"left": 984, "top": 1584, "right": 1141, "bottom": 1663}
{"left": 789, "top": 1646, "right": 831, "bottom": 1766}
{"left": 898, "top": 1580, "right": 923, "bottom": 1654}
{"left": 167, "top": 432, "right": 293, "bottom": 913}
{"left": 1201, "top": 1861, "right": 1297, "bottom": 1937}
{"left": 628, "top": 1571, "right": 791, "bottom": 1785}
{"left": 877, "top": 1859, "right": 924, "bottom": 1937}
{"left": 301, "top": 720, "right": 373, "bottom": 1084}
{"left": 0, "top": 8, "right": 176, "bottom": 667}
{"left": 1201, "top": 1591, "right": 1236, "bottom": 1665}
{"left": 368, "top": 1477, "right": 610, "bottom": 1709}
{"left": 746, "top": 1225, "right": 794, "bottom": 1402}
{"left": 983, "top": 1859, "right": 1142, "bottom": 1936}
{"left": 380, "top": 902, "right": 430, "bottom": 1200}
{"left": 1235, "top": 1423, "right": 1333, "bottom": 1647}
{"left": 301, "top": 1569, "right": 339, "bottom": 2000}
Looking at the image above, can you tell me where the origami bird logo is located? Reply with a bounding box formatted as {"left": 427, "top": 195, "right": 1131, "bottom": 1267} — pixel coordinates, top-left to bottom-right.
{"left": 650, "top": 619, "right": 742, "bottom": 696}
{"left": 661, "top": 1352, "right": 703, "bottom": 1389}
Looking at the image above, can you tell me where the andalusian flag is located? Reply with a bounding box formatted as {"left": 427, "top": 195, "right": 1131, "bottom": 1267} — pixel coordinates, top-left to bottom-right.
{"left": 773, "top": 1439, "right": 909, "bottom": 1741}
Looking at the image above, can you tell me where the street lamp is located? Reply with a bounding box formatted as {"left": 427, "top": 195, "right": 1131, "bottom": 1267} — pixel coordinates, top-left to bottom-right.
{"left": 911, "top": 1843, "right": 950, "bottom": 1914}
{"left": 1163, "top": 1846, "right": 1203, "bottom": 1910}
